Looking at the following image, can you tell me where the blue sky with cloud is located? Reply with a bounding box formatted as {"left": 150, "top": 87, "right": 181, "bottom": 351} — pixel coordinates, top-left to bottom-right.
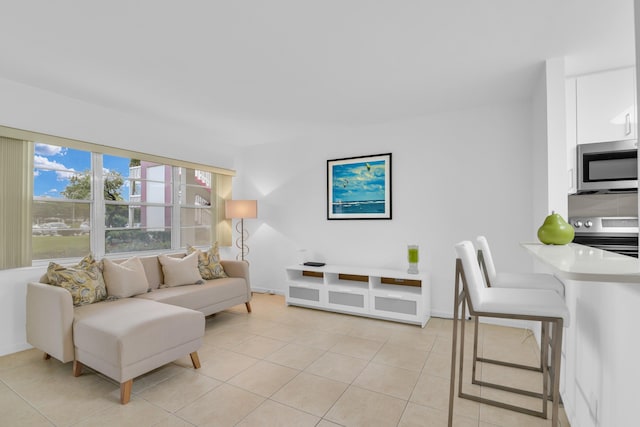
{"left": 33, "top": 143, "right": 131, "bottom": 200}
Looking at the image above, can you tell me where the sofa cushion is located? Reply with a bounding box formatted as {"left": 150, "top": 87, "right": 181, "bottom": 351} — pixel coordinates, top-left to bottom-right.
{"left": 73, "top": 298, "right": 204, "bottom": 381}
{"left": 102, "top": 257, "right": 149, "bottom": 298}
{"left": 46, "top": 254, "right": 107, "bottom": 307}
{"left": 158, "top": 252, "right": 203, "bottom": 288}
{"left": 135, "top": 277, "right": 247, "bottom": 311}
{"left": 187, "top": 243, "right": 228, "bottom": 280}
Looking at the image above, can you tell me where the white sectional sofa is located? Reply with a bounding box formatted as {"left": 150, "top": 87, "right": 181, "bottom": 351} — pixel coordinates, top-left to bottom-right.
{"left": 26, "top": 254, "right": 252, "bottom": 404}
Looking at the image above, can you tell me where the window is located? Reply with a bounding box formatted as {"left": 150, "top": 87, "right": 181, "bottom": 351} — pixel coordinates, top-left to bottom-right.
{"left": 0, "top": 125, "right": 234, "bottom": 269}
{"left": 33, "top": 149, "right": 220, "bottom": 258}
{"left": 103, "top": 155, "right": 173, "bottom": 254}
{"left": 179, "top": 168, "right": 214, "bottom": 247}
{"left": 32, "top": 144, "right": 92, "bottom": 260}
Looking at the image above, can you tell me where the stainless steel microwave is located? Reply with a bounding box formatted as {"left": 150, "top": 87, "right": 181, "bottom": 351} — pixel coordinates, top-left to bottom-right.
{"left": 577, "top": 140, "right": 638, "bottom": 193}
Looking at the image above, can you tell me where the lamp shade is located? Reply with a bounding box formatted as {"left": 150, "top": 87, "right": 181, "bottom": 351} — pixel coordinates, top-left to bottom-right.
{"left": 225, "top": 200, "right": 258, "bottom": 219}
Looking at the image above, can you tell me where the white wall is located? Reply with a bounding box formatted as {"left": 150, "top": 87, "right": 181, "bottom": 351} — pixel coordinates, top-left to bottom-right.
{"left": 532, "top": 59, "right": 568, "bottom": 232}
{"left": 0, "top": 267, "right": 44, "bottom": 355}
{"left": 545, "top": 59, "right": 569, "bottom": 218}
{"left": 0, "top": 77, "right": 238, "bottom": 169}
{"left": 234, "top": 101, "right": 538, "bottom": 317}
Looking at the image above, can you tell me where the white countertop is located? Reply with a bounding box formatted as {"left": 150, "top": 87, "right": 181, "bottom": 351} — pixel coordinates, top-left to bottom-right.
{"left": 521, "top": 242, "right": 640, "bottom": 283}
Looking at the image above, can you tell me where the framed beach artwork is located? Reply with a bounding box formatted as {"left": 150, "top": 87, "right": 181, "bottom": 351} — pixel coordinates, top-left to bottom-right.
{"left": 327, "top": 153, "right": 392, "bottom": 220}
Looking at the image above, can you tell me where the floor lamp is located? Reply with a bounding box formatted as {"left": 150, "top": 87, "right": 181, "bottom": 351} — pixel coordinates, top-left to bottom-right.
{"left": 225, "top": 200, "right": 258, "bottom": 262}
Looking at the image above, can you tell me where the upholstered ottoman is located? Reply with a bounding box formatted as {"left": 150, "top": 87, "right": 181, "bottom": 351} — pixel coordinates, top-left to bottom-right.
{"left": 72, "top": 298, "right": 205, "bottom": 404}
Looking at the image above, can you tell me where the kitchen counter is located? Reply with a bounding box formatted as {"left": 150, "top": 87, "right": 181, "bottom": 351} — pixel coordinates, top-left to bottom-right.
{"left": 521, "top": 242, "right": 640, "bottom": 427}
{"left": 521, "top": 242, "right": 640, "bottom": 283}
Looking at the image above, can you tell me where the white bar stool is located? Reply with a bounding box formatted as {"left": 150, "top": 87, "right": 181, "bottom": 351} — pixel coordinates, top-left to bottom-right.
{"left": 476, "top": 236, "right": 564, "bottom": 296}
{"left": 474, "top": 236, "right": 565, "bottom": 391}
{"left": 448, "top": 241, "right": 569, "bottom": 427}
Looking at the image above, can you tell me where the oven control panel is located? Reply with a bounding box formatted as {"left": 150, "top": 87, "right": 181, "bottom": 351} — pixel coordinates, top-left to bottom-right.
{"left": 569, "top": 216, "right": 638, "bottom": 234}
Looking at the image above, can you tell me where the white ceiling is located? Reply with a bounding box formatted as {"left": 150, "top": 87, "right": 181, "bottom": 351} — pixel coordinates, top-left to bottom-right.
{"left": 0, "top": 0, "right": 635, "bottom": 146}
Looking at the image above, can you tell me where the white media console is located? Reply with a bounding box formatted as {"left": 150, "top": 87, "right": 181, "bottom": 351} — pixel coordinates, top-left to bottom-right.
{"left": 285, "top": 264, "right": 430, "bottom": 327}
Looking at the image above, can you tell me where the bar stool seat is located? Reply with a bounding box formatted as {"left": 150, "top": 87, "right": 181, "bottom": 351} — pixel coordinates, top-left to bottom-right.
{"left": 490, "top": 271, "right": 565, "bottom": 295}
{"left": 477, "top": 288, "right": 569, "bottom": 319}
{"left": 476, "top": 236, "right": 564, "bottom": 295}
{"left": 449, "top": 241, "right": 569, "bottom": 427}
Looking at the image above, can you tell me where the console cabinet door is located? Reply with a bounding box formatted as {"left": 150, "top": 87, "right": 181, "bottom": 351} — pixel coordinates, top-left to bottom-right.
{"left": 326, "top": 286, "right": 369, "bottom": 314}
{"left": 287, "top": 283, "right": 323, "bottom": 307}
{"left": 576, "top": 67, "right": 636, "bottom": 144}
{"left": 369, "top": 290, "right": 421, "bottom": 323}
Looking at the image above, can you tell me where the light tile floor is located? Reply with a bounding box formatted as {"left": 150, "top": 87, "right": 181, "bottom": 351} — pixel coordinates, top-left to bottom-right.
{"left": 0, "top": 293, "right": 570, "bottom": 426}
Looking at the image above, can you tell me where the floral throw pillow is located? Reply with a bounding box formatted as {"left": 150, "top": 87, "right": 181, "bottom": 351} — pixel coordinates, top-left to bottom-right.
{"left": 187, "top": 242, "right": 228, "bottom": 280}
{"left": 46, "top": 254, "right": 107, "bottom": 306}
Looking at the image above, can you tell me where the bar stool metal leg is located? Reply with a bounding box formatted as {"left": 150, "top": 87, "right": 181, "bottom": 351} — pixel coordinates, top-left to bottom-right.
{"left": 551, "top": 318, "right": 563, "bottom": 424}
{"left": 448, "top": 259, "right": 465, "bottom": 426}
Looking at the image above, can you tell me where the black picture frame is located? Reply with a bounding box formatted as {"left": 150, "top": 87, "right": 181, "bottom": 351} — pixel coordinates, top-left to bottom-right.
{"left": 327, "top": 153, "right": 392, "bottom": 220}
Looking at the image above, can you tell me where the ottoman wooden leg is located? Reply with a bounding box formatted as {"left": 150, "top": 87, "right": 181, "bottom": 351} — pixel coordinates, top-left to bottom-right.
{"left": 245, "top": 302, "right": 252, "bottom": 313}
{"left": 120, "top": 380, "right": 133, "bottom": 404}
{"left": 73, "top": 360, "right": 83, "bottom": 377}
{"left": 43, "top": 352, "right": 51, "bottom": 360}
{"left": 190, "top": 352, "right": 201, "bottom": 369}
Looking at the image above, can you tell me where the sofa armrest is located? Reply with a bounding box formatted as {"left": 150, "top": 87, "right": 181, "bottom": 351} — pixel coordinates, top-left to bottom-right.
{"left": 26, "top": 282, "right": 75, "bottom": 363}
{"left": 220, "top": 260, "right": 251, "bottom": 295}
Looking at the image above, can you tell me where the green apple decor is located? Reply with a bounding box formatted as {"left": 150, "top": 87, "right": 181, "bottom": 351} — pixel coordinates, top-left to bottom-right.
{"left": 537, "top": 211, "right": 575, "bottom": 245}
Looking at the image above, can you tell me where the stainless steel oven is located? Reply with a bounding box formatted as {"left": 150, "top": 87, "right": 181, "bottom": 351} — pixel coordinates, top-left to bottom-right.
{"left": 569, "top": 216, "right": 639, "bottom": 258}
{"left": 577, "top": 139, "right": 638, "bottom": 193}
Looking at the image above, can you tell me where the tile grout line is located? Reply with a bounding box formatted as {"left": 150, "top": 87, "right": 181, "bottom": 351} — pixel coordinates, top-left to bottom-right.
{"left": 0, "top": 376, "right": 59, "bottom": 426}
{"left": 225, "top": 315, "right": 350, "bottom": 426}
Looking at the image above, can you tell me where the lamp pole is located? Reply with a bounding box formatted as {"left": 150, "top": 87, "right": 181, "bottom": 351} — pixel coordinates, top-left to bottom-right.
{"left": 240, "top": 217, "right": 245, "bottom": 261}
{"left": 226, "top": 200, "right": 257, "bottom": 263}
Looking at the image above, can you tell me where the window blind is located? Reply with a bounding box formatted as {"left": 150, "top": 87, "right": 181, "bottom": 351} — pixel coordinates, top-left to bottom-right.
{"left": 0, "top": 137, "right": 33, "bottom": 269}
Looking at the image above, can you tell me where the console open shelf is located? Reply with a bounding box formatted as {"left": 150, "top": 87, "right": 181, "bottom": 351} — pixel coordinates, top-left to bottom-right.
{"left": 285, "top": 264, "right": 430, "bottom": 327}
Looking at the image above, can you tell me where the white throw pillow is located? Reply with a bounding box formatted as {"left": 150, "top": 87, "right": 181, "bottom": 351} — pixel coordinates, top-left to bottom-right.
{"left": 102, "top": 257, "right": 149, "bottom": 298}
{"left": 158, "top": 252, "right": 204, "bottom": 288}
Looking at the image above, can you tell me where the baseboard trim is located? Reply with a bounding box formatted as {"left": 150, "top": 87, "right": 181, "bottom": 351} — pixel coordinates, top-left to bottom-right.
{"left": 429, "top": 310, "right": 453, "bottom": 319}
{"left": 251, "top": 287, "right": 284, "bottom": 296}
{"left": 0, "top": 342, "right": 33, "bottom": 357}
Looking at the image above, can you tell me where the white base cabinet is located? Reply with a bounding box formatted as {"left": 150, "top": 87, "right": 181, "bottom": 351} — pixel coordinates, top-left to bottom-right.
{"left": 285, "top": 265, "right": 430, "bottom": 327}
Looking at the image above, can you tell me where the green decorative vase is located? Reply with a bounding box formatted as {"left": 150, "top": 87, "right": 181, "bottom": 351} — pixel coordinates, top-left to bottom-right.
{"left": 537, "top": 211, "right": 575, "bottom": 245}
{"left": 407, "top": 245, "right": 419, "bottom": 274}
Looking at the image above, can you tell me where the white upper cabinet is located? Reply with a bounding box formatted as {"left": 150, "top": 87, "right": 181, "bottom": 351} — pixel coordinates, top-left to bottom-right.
{"left": 576, "top": 67, "right": 637, "bottom": 144}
